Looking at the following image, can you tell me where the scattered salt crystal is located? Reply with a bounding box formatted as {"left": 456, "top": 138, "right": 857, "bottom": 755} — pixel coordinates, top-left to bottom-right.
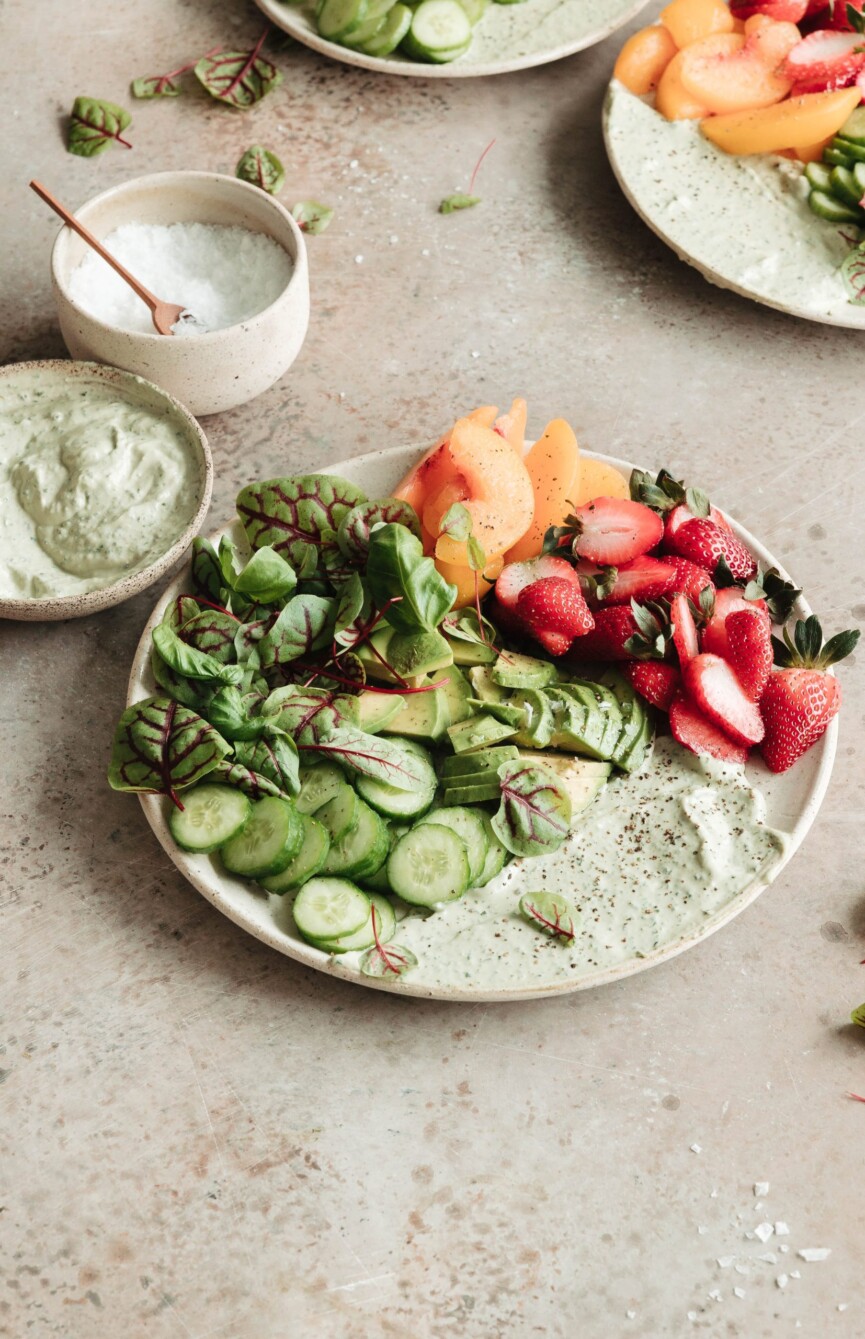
{"left": 735, "top": 1265, "right": 750, "bottom": 1276}
{"left": 797, "top": 1248, "right": 830, "bottom": 1262}
{"left": 839, "top": 1304, "right": 848, "bottom": 1312}
{"left": 708, "top": 1290, "right": 722, "bottom": 1302}
{"left": 755, "top": 1202, "right": 765, "bottom": 1213}
{"left": 687, "top": 1311, "right": 698, "bottom": 1322}
{"left": 697, "top": 1226, "right": 708, "bottom": 1235}
{"left": 745, "top": 1231, "right": 755, "bottom": 1240}
{"left": 690, "top": 1143, "right": 702, "bottom": 1153}
{"left": 355, "top": 255, "right": 364, "bottom": 264}
{"left": 710, "top": 1189, "right": 719, "bottom": 1198}
{"left": 754, "top": 1222, "right": 774, "bottom": 1243}
{"left": 780, "top": 1245, "right": 790, "bottom": 1254}
{"left": 68, "top": 222, "right": 293, "bottom": 336}
{"left": 754, "top": 1182, "right": 770, "bottom": 1196}
{"left": 733, "top": 1287, "right": 746, "bottom": 1299}
{"left": 790, "top": 1270, "right": 801, "bottom": 1279}
{"left": 421, "top": 248, "right": 430, "bottom": 256}
{"left": 777, "top": 1274, "right": 789, "bottom": 1289}
{"left": 758, "top": 1253, "right": 777, "bottom": 1265}
{"left": 389, "top": 235, "right": 399, "bottom": 244}
{"left": 717, "top": 1256, "right": 736, "bottom": 1268}
{"left": 626, "top": 1310, "right": 636, "bottom": 1320}
{"left": 349, "top": 159, "right": 359, "bottom": 168}
{"left": 775, "top": 1222, "right": 790, "bottom": 1235}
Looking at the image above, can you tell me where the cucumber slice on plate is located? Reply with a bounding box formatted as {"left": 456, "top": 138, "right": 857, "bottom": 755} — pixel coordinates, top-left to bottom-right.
{"left": 341, "top": 0, "right": 394, "bottom": 45}
{"left": 809, "top": 189, "right": 863, "bottom": 224}
{"left": 317, "top": 0, "right": 368, "bottom": 40}
{"left": 259, "top": 814, "right": 330, "bottom": 893}
{"left": 387, "top": 825, "right": 470, "bottom": 907}
{"left": 314, "top": 893, "right": 397, "bottom": 953}
{"left": 315, "top": 785, "right": 361, "bottom": 843}
{"left": 293, "top": 877, "right": 371, "bottom": 943}
{"left": 804, "top": 162, "right": 832, "bottom": 194}
{"left": 296, "top": 763, "right": 346, "bottom": 815}
{"left": 355, "top": 743, "right": 437, "bottom": 818}
{"left": 416, "top": 805, "right": 488, "bottom": 885}
{"left": 402, "top": 0, "right": 472, "bottom": 61}
{"left": 168, "top": 784, "right": 251, "bottom": 854}
{"left": 476, "top": 813, "right": 508, "bottom": 886}
{"left": 321, "top": 801, "right": 389, "bottom": 879}
{"left": 221, "top": 796, "right": 304, "bottom": 879}
{"left": 357, "top": 2, "right": 413, "bottom": 53}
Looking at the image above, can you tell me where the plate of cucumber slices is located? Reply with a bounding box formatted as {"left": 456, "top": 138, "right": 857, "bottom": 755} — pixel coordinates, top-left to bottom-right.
{"left": 256, "top": 0, "right": 652, "bottom": 78}
{"left": 121, "top": 442, "right": 834, "bottom": 1002}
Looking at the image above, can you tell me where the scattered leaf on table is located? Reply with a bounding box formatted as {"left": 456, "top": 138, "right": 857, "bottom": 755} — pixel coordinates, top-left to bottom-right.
{"left": 292, "top": 202, "right": 334, "bottom": 234}
{"left": 439, "top": 193, "right": 481, "bottom": 215}
{"left": 67, "top": 97, "right": 132, "bottom": 156}
{"left": 195, "top": 32, "right": 282, "bottom": 109}
{"left": 236, "top": 145, "right": 286, "bottom": 195}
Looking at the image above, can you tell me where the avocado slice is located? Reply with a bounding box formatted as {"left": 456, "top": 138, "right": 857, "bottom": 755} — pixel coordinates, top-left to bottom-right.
{"left": 440, "top": 745, "right": 520, "bottom": 778}
{"left": 437, "top": 666, "right": 476, "bottom": 727}
{"left": 387, "top": 629, "right": 454, "bottom": 680}
{"left": 381, "top": 682, "right": 449, "bottom": 743}
{"left": 569, "top": 680, "right": 623, "bottom": 760}
{"left": 356, "top": 690, "right": 406, "bottom": 734}
{"left": 516, "top": 750, "right": 611, "bottom": 816}
{"left": 442, "top": 778, "right": 502, "bottom": 805}
{"left": 492, "top": 651, "right": 560, "bottom": 690}
{"left": 593, "top": 669, "right": 647, "bottom": 769}
{"left": 468, "top": 665, "right": 507, "bottom": 705}
{"left": 617, "top": 704, "right": 654, "bottom": 774}
{"left": 512, "top": 688, "right": 554, "bottom": 749}
{"left": 447, "top": 714, "right": 518, "bottom": 754}
{"left": 547, "top": 687, "right": 608, "bottom": 759}
{"left": 468, "top": 697, "right": 526, "bottom": 728}
{"left": 447, "top": 635, "right": 498, "bottom": 666}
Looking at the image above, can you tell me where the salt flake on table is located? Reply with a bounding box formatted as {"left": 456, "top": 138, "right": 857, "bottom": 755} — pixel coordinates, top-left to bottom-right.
{"left": 754, "top": 1182, "right": 769, "bottom": 1196}
{"left": 717, "top": 1256, "right": 736, "bottom": 1268}
{"left": 777, "top": 1274, "right": 789, "bottom": 1289}
{"left": 734, "top": 1287, "right": 746, "bottom": 1299}
{"left": 758, "top": 1252, "right": 777, "bottom": 1264}
{"left": 838, "top": 1304, "right": 848, "bottom": 1312}
{"left": 754, "top": 1222, "right": 774, "bottom": 1243}
{"left": 690, "top": 1143, "right": 702, "bottom": 1153}
{"left": 775, "top": 1222, "right": 790, "bottom": 1235}
{"left": 626, "top": 1310, "right": 636, "bottom": 1320}
{"left": 797, "top": 1248, "right": 830, "bottom": 1262}
{"left": 708, "top": 1290, "right": 722, "bottom": 1302}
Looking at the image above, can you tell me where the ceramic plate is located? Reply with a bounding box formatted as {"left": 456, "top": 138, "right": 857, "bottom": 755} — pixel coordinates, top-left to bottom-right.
{"left": 603, "top": 78, "right": 865, "bottom": 329}
{"left": 127, "top": 443, "right": 836, "bottom": 1002}
{"left": 256, "top": 0, "right": 651, "bottom": 78}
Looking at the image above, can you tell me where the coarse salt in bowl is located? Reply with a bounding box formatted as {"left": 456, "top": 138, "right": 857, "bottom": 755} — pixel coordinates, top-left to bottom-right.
{"left": 51, "top": 172, "right": 310, "bottom": 417}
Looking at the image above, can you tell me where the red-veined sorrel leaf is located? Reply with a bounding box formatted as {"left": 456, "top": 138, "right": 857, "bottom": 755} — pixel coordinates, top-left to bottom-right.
{"left": 333, "top": 573, "right": 371, "bottom": 648}
{"left": 68, "top": 97, "right": 132, "bottom": 156}
{"left": 209, "top": 761, "right": 282, "bottom": 801}
{"left": 439, "top": 193, "right": 481, "bottom": 215}
{"left": 337, "top": 499, "right": 421, "bottom": 566}
{"left": 131, "top": 48, "right": 219, "bottom": 99}
{"left": 167, "top": 595, "right": 201, "bottom": 632}
{"left": 191, "top": 538, "right": 223, "bottom": 603}
{"left": 491, "top": 761, "right": 572, "bottom": 857}
{"left": 302, "top": 726, "right": 429, "bottom": 788}
{"left": 841, "top": 244, "right": 865, "bottom": 306}
{"left": 151, "top": 648, "right": 214, "bottom": 715}
{"left": 195, "top": 31, "right": 282, "bottom": 109}
{"left": 236, "top": 474, "right": 366, "bottom": 576}
{"left": 291, "top": 202, "right": 334, "bottom": 235}
{"left": 261, "top": 687, "right": 358, "bottom": 746}
{"left": 107, "top": 697, "right": 231, "bottom": 806}
{"left": 359, "top": 903, "right": 417, "bottom": 979}
{"left": 153, "top": 622, "right": 243, "bottom": 686}
{"left": 179, "top": 610, "right": 241, "bottom": 665}
{"left": 236, "top": 145, "right": 285, "bottom": 195}
{"left": 518, "top": 890, "right": 579, "bottom": 943}
{"left": 255, "top": 595, "right": 336, "bottom": 672}
{"left": 234, "top": 732, "right": 300, "bottom": 796}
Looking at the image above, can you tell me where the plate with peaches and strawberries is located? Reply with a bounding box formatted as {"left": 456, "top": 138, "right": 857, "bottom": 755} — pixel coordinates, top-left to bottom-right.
{"left": 603, "top": 0, "right": 865, "bottom": 326}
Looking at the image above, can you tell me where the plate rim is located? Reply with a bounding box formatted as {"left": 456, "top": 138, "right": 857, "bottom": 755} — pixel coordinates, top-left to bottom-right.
{"left": 256, "top": 0, "right": 652, "bottom": 79}
{"left": 128, "top": 443, "right": 837, "bottom": 1002}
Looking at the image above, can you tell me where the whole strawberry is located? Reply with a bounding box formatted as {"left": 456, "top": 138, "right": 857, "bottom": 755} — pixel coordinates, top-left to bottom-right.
{"left": 664, "top": 517, "right": 758, "bottom": 584}
{"left": 569, "top": 599, "right": 671, "bottom": 662}
{"left": 515, "top": 577, "right": 594, "bottom": 656}
{"left": 760, "top": 616, "right": 859, "bottom": 773}
{"left": 624, "top": 661, "right": 681, "bottom": 712}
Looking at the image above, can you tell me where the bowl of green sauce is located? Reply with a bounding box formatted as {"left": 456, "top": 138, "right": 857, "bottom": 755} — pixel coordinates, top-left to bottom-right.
{"left": 0, "top": 360, "right": 212, "bottom": 621}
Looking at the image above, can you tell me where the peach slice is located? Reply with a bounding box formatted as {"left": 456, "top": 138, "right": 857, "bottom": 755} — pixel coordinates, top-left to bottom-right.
{"left": 393, "top": 436, "right": 453, "bottom": 516}
{"left": 504, "top": 419, "right": 581, "bottom": 564}
{"left": 794, "top": 136, "right": 834, "bottom": 161}
{"left": 678, "top": 33, "right": 792, "bottom": 114}
{"left": 571, "top": 458, "right": 630, "bottom": 507}
{"left": 701, "top": 86, "right": 861, "bottom": 154}
{"left": 467, "top": 405, "right": 498, "bottom": 427}
{"left": 436, "top": 554, "right": 503, "bottom": 609}
{"left": 742, "top": 14, "right": 801, "bottom": 68}
{"left": 656, "top": 51, "right": 711, "bottom": 119}
{"left": 614, "top": 25, "right": 678, "bottom": 95}
{"left": 493, "top": 397, "right": 528, "bottom": 456}
{"left": 661, "top": 0, "right": 734, "bottom": 47}
{"left": 432, "top": 417, "right": 534, "bottom": 565}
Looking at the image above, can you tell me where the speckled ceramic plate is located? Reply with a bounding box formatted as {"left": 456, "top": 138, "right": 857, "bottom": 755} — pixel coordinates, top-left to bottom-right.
{"left": 603, "top": 79, "right": 865, "bottom": 329}
{"left": 126, "top": 443, "right": 836, "bottom": 1002}
{"left": 256, "top": 0, "right": 651, "bottom": 78}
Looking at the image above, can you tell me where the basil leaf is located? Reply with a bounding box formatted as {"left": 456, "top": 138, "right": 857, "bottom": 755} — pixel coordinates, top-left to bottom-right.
{"left": 179, "top": 609, "right": 241, "bottom": 665}
{"left": 491, "top": 761, "right": 572, "bottom": 857}
{"left": 337, "top": 499, "right": 421, "bottom": 565}
{"left": 236, "top": 145, "right": 285, "bottom": 195}
{"left": 439, "top": 193, "right": 481, "bottom": 215}
{"left": 366, "top": 524, "right": 457, "bottom": 636}
{"left": 291, "top": 201, "right": 334, "bottom": 234}
{"left": 205, "top": 685, "right": 270, "bottom": 741}
{"left": 261, "top": 687, "right": 358, "bottom": 745}
{"left": 195, "top": 37, "right": 282, "bottom": 109}
{"left": 151, "top": 648, "right": 215, "bottom": 714}
{"left": 107, "top": 697, "right": 231, "bottom": 804}
{"left": 236, "top": 474, "right": 366, "bottom": 576}
{"left": 152, "top": 622, "right": 243, "bottom": 686}
{"left": 67, "top": 96, "right": 132, "bottom": 156}
{"left": 303, "top": 726, "right": 430, "bottom": 787}
{"left": 234, "top": 732, "right": 300, "bottom": 797}
{"left": 208, "top": 760, "right": 283, "bottom": 801}
{"left": 255, "top": 595, "right": 336, "bottom": 671}
{"left": 191, "top": 538, "right": 223, "bottom": 603}
{"left": 233, "top": 546, "right": 297, "bottom": 603}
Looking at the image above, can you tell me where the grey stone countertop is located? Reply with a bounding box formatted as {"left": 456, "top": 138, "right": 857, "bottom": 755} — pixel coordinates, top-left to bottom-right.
{"left": 1, "top": 1, "right": 864, "bottom": 1335}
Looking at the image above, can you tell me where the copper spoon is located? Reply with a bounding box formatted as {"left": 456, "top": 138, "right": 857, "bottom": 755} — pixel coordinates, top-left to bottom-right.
{"left": 30, "top": 179, "right": 190, "bottom": 336}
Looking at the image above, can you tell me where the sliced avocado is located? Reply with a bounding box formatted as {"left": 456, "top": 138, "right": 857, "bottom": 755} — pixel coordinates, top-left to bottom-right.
{"left": 569, "top": 680, "right": 623, "bottom": 760}
{"left": 356, "top": 626, "right": 400, "bottom": 683}
{"left": 387, "top": 628, "right": 454, "bottom": 680}
{"left": 617, "top": 705, "right": 654, "bottom": 774}
{"left": 447, "top": 714, "right": 518, "bottom": 754}
{"left": 356, "top": 690, "right": 406, "bottom": 734}
{"left": 440, "top": 745, "right": 520, "bottom": 778}
{"left": 447, "top": 635, "right": 498, "bottom": 666}
{"left": 437, "top": 665, "right": 476, "bottom": 727}
{"left": 492, "top": 651, "right": 560, "bottom": 690}
{"left": 516, "top": 750, "right": 611, "bottom": 816}
{"left": 546, "top": 688, "right": 607, "bottom": 759}
{"left": 381, "top": 682, "right": 449, "bottom": 743}
{"left": 593, "top": 669, "right": 646, "bottom": 769}
{"left": 468, "top": 697, "right": 526, "bottom": 728}
{"left": 442, "top": 778, "right": 502, "bottom": 805}
{"left": 512, "top": 688, "right": 554, "bottom": 749}
{"left": 468, "top": 665, "right": 507, "bottom": 705}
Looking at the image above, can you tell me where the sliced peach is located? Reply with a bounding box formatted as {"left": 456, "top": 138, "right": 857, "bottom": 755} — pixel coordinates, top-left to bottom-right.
{"left": 679, "top": 33, "right": 792, "bottom": 114}
{"left": 661, "top": 0, "right": 734, "bottom": 47}
{"left": 467, "top": 405, "right": 498, "bottom": 428}
{"left": 393, "top": 436, "right": 453, "bottom": 515}
{"left": 742, "top": 15, "right": 801, "bottom": 69}
{"left": 504, "top": 419, "right": 581, "bottom": 564}
{"left": 432, "top": 417, "right": 534, "bottom": 565}
{"left": 494, "top": 397, "right": 528, "bottom": 456}
{"left": 571, "top": 458, "right": 630, "bottom": 507}
{"left": 614, "top": 25, "right": 678, "bottom": 96}
{"left": 701, "top": 86, "right": 861, "bottom": 154}
{"left": 435, "top": 554, "right": 503, "bottom": 609}
{"left": 656, "top": 50, "right": 711, "bottom": 120}
{"left": 794, "top": 136, "right": 834, "bottom": 161}
{"left": 423, "top": 476, "right": 469, "bottom": 537}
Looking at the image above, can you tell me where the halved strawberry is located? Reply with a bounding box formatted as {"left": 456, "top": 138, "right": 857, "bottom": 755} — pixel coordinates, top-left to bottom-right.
{"left": 624, "top": 661, "right": 681, "bottom": 712}
{"left": 566, "top": 497, "right": 663, "bottom": 566}
{"left": 760, "top": 615, "right": 859, "bottom": 772}
{"left": 664, "top": 501, "right": 734, "bottom": 544}
{"left": 701, "top": 586, "right": 769, "bottom": 659}
{"left": 663, "top": 517, "right": 758, "bottom": 583}
{"left": 576, "top": 555, "right": 676, "bottom": 606}
{"left": 666, "top": 555, "right": 715, "bottom": 604}
{"left": 669, "top": 693, "right": 751, "bottom": 764}
{"left": 495, "top": 555, "right": 578, "bottom": 610}
{"left": 670, "top": 592, "right": 700, "bottom": 666}
{"left": 515, "top": 577, "right": 594, "bottom": 657}
{"left": 729, "top": 0, "right": 807, "bottom": 17}
{"left": 782, "top": 29, "right": 865, "bottom": 91}
{"left": 827, "top": 0, "right": 864, "bottom": 27}
{"left": 725, "top": 608, "right": 773, "bottom": 700}
{"left": 682, "top": 654, "right": 766, "bottom": 746}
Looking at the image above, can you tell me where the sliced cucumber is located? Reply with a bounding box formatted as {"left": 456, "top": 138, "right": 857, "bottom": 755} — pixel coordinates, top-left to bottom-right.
{"left": 830, "top": 165, "right": 862, "bottom": 208}
{"left": 317, "top": 0, "right": 368, "bottom": 40}
{"left": 416, "top": 805, "right": 488, "bottom": 885}
{"left": 355, "top": 744, "right": 437, "bottom": 818}
{"left": 341, "top": 0, "right": 394, "bottom": 44}
{"left": 808, "top": 189, "right": 863, "bottom": 224}
{"left": 804, "top": 161, "right": 833, "bottom": 193}
{"left": 359, "top": 2, "right": 413, "bottom": 54}
{"left": 316, "top": 785, "right": 361, "bottom": 843}
{"left": 387, "top": 824, "right": 470, "bottom": 906}
{"left": 476, "top": 813, "right": 508, "bottom": 886}
{"left": 221, "top": 796, "right": 304, "bottom": 878}
{"left": 823, "top": 146, "right": 856, "bottom": 169}
{"left": 840, "top": 106, "right": 865, "bottom": 145}
{"left": 315, "top": 893, "right": 396, "bottom": 953}
{"left": 403, "top": 0, "right": 472, "bottom": 59}
{"left": 260, "top": 814, "right": 330, "bottom": 893}
{"left": 296, "top": 763, "right": 346, "bottom": 815}
{"left": 293, "top": 877, "right": 370, "bottom": 943}
{"left": 833, "top": 135, "right": 865, "bottom": 164}
{"left": 321, "top": 801, "right": 389, "bottom": 879}
{"left": 169, "top": 784, "right": 251, "bottom": 853}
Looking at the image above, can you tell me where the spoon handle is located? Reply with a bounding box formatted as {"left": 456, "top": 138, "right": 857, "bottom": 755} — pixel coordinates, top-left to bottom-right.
{"left": 30, "top": 179, "right": 160, "bottom": 312}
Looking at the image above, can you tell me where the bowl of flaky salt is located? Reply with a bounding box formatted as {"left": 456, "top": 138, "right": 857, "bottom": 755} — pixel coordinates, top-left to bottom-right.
{"left": 50, "top": 171, "right": 310, "bottom": 416}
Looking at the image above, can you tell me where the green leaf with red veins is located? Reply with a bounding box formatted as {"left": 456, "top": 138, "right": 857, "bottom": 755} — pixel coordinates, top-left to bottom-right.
{"left": 208, "top": 760, "right": 283, "bottom": 801}
{"left": 179, "top": 610, "right": 241, "bottom": 664}
{"left": 191, "top": 538, "right": 223, "bottom": 603}
{"left": 261, "top": 686, "right": 358, "bottom": 745}
{"left": 439, "top": 503, "right": 473, "bottom": 542}
{"left": 361, "top": 941, "right": 418, "bottom": 979}
{"left": 107, "top": 697, "right": 231, "bottom": 805}
{"left": 131, "top": 74, "right": 184, "bottom": 98}
{"left": 303, "top": 726, "right": 432, "bottom": 787}
{"left": 67, "top": 97, "right": 132, "bottom": 156}
{"left": 491, "top": 761, "right": 572, "bottom": 857}
{"left": 233, "top": 546, "right": 297, "bottom": 604}
{"left": 337, "top": 499, "right": 421, "bottom": 565}
{"left": 291, "top": 202, "right": 334, "bottom": 235}
{"left": 152, "top": 622, "right": 244, "bottom": 686}
{"left": 166, "top": 595, "right": 201, "bottom": 632}
{"left": 233, "top": 731, "right": 300, "bottom": 796}
{"left": 334, "top": 573, "right": 372, "bottom": 648}
{"left": 195, "top": 33, "right": 282, "bottom": 109}
{"left": 236, "top": 474, "right": 366, "bottom": 577}
{"left": 236, "top": 145, "right": 285, "bottom": 195}
{"left": 254, "top": 595, "right": 336, "bottom": 671}
{"left": 519, "top": 890, "right": 579, "bottom": 942}
{"left": 442, "top": 607, "right": 498, "bottom": 647}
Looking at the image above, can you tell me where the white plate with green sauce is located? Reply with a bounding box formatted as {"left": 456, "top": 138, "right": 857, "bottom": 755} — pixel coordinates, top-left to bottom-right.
{"left": 257, "top": 0, "right": 651, "bottom": 78}
{"left": 126, "top": 442, "right": 836, "bottom": 1002}
{"left": 603, "top": 80, "right": 865, "bottom": 329}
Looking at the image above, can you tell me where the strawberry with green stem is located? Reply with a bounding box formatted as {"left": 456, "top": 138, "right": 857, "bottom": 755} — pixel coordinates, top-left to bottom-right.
{"left": 760, "top": 616, "right": 859, "bottom": 772}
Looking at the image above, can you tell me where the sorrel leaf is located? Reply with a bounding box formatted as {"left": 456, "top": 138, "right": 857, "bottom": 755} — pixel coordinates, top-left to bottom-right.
{"left": 131, "top": 74, "right": 185, "bottom": 98}
{"left": 233, "top": 546, "right": 297, "bottom": 604}
{"left": 333, "top": 573, "right": 371, "bottom": 648}
{"left": 234, "top": 732, "right": 300, "bottom": 796}
{"left": 291, "top": 202, "right": 334, "bottom": 235}
{"left": 366, "top": 524, "right": 456, "bottom": 636}
{"left": 337, "top": 499, "right": 420, "bottom": 566}
{"left": 179, "top": 610, "right": 241, "bottom": 664}
{"left": 152, "top": 622, "right": 243, "bottom": 686}
{"left": 107, "top": 697, "right": 231, "bottom": 805}
{"left": 195, "top": 33, "right": 282, "bottom": 109}
{"left": 302, "top": 727, "right": 430, "bottom": 787}
{"left": 442, "top": 607, "right": 497, "bottom": 647}
{"left": 261, "top": 686, "right": 358, "bottom": 746}
{"left": 191, "top": 538, "right": 223, "bottom": 603}
{"left": 167, "top": 595, "right": 201, "bottom": 632}
{"left": 518, "top": 890, "right": 579, "bottom": 943}
{"left": 236, "top": 145, "right": 285, "bottom": 195}
{"left": 68, "top": 97, "right": 132, "bottom": 156}
{"left": 841, "top": 243, "right": 865, "bottom": 306}
{"left": 439, "top": 193, "right": 481, "bottom": 215}
{"left": 208, "top": 760, "right": 283, "bottom": 801}
{"left": 151, "top": 648, "right": 215, "bottom": 714}
{"left": 360, "top": 941, "right": 418, "bottom": 979}
{"left": 236, "top": 474, "right": 366, "bottom": 576}
{"left": 491, "top": 761, "right": 571, "bottom": 857}
{"left": 254, "top": 595, "right": 336, "bottom": 672}
{"left": 205, "top": 685, "right": 270, "bottom": 741}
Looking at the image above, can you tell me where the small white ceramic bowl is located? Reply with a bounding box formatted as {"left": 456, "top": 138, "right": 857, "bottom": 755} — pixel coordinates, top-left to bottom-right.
{"left": 0, "top": 360, "right": 212, "bottom": 622}
{"left": 51, "top": 171, "right": 310, "bottom": 417}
